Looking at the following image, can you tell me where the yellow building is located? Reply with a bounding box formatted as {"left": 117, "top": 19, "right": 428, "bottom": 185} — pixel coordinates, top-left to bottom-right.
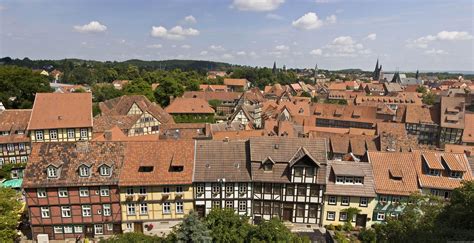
{"left": 322, "top": 161, "right": 377, "bottom": 228}
{"left": 118, "top": 140, "right": 195, "bottom": 236}
{"left": 27, "top": 93, "right": 93, "bottom": 142}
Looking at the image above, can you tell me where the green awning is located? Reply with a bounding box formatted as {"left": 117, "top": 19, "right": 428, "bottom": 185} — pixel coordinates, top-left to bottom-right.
{"left": 1, "top": 179, "right": 23, "bottom": 188}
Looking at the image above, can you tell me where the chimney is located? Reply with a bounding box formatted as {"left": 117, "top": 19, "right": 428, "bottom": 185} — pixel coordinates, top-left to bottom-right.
{"left": 169, "top": 96, "right": 175, "bottom": 103}
{"left": 223, "top": 137, "right": 229, "bottom": 142}
{"left": 104, "top": 130, "right": 113, "bottom": 141}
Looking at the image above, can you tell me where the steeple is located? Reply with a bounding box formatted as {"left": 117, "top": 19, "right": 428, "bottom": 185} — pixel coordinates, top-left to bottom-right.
{"left": 415, "top": 70, "right": 419, "bottom": 80}
{"left": 272, "top": 61, "right": 277, "bottom": 74}
{"left": 314, "top": 64, "right": 318, "bottom": 78}
{"left": 373, "top": 59, "right": 381, "bottom": 81}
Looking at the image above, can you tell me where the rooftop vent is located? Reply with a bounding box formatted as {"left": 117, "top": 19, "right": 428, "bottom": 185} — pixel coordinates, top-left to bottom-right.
{"left": 138, "top": 166, "right": 154, "bottom": 172}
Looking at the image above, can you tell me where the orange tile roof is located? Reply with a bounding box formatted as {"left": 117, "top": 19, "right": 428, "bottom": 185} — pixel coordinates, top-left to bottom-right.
{"left": 119, "top": 140, "right": 195, "bottom": 186}
{"left": 165, "top": 97, "right": 215, "bottom": 114}
{"left": 212, "top": 130, "right": 266, "bottom": 141}
{"left": 328, "top": 82, "right": 347, "bottom": 91}
{"left": 182, "top": 91, "right": 241, "bottom": 102}
{"left": 28, "top": 93, "right": 92, "bottom": 130}
{"left": 462, "top": 113, "right": 474, "bottom": 143}
{"left": 224, "top": 78, "right": 248, "bottom": 87}
{"left": 368, "top": 151, "right": 419, "bottom": 196}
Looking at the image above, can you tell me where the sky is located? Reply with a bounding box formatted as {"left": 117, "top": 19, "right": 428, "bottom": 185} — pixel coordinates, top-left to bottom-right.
{"left": 0, "top": 0, "right": 473, "bottom": 71}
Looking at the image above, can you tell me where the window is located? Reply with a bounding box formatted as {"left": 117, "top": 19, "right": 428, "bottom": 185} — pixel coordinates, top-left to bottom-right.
{"left": 139, "top": 187, "right": 147, "bottom": 195}
{"left": 138, "top": 166, "right": 154, "bottom": 172}
{"left": 41, "top": 207, "right": 50, "bottom": 218}
{"left": 37, "top": 188, "right": 47, "bottom": 198}
{"left": 126, "top": 187, "right": 134, "bottom": 195}
{"left": 100, "top": 165, "right": 111, "bottom": 176}
{"left": 197, "top": 184, "right": 204, "bottom": 194}
{"left": 212, "top": 183, "right": 220, "bottom": 194}
{"left": 341, "top": 196, "right": 350, "bottom": 206}
{"left": 310, "top": 185, "right": 319, "bottom": 197}
{"left": 286, "top": 185, "right": 294, "bottom": 196}
{"left": 58, "top": 188, "right": 68, "bottom": 197}
{"left": 254, "top": 201, "right": 261, "bottom": 214}
{"left": 100, "top": 187, "right": 109, "bottom": 196}
{"left": 263, "top": 202, "right": 271, "bottom": 214}
{"left": 107, "top": 224, "right": 113, "bottom": 231}
{"left": 74, "top": 226, "right": 83, "bottom": 233}
{"left": 61, "top": 206, "right": 71, "bottom": 218}
{"left": 263, "top": 162, "right": 273, "bottom": 171}
{"left": 94, "top": 224, "right": 103, "bottom": 235}
{"left": 7, "top": 143, "right": 14, "bottom": 151}
{"left": 309, "top": 205, "right": 318, "bottom": 218}
{"left": 450, "top": 171, "right": 462, "bottom": 178}
{"left": 35, "top": 131, "right": 44, "bottom": 141}
{"left": 327, "top": 211, "right": 335, "bottom": 221}
{"left": 254, "top": 183, "right": 262, "bottom": 194}
{"left": 225, "top": 201, "right": 234, "bottom": 208}
{"left": 54, "top": 226, "right": 63, "bottom": 234}
{"left": 428, "top": 169, "right": 440, "bottom": 176}
{"left": 82, "top": 205, "right": 91, "bottom": 217}
{"left": 176, "top": 201, "right": 184, "bottom": 214}
{"left": 226, "top": 183, "right": 234, "bottom": 194}
{"left": 21, "top": 156, "right": 28, "bottom": 162}
{"left": 294, "top": 167, "right": 303, "bottom": 177}
{"left": 9, "top": 157, "right": 16, "bottom": 163}
{"left": 239, "top": 183, "right": 247, "bottom": 194}
{"left": 238, "top": 201, "right": 246, "bottom": 212}
{"left": 126, "top": 223, "right": 133, "bottom": 230}
{"left": 297, "top": 185, "right": 306, "bottom": 196}
{"left": 80, "top": 128, "right": 88, "bottom": 139}
{"left": 360, "top": 197, "right": 368, "bottom": 207}
{"left": 103, "top": 204, "right": 111, "bottom": 216}
{"left": 47, "top": 166, "right": 58, "bottom": 178}
{"left": 163, "top": 187, "right": 170, "bottom": 193}
{"left": 19, "top": 143, "right": 25, "bottom": 151}
{"left": 380, "top": 195, "right": 387, "bottom": 203}
{"left": 79, "top": 187, "right": 89, "bottom": 197}
{"left": 345, "top": 177, "right": 354, "bottom": 183}
{"left": 49, "top": 129, "right": 58, "bottom": 140}
{"left": 64, "top": 225, "right": 73, "bottom": 234}
{"left": 0, "top": 158, "right": 3, "bottom": 165}
{"left": 273, "top": 202, "right": 280, "bottom": 217}
{"left": 176, "top": 186, "right": 183, "bottom": 193}
{"left": 354, "top": 177, "right": 363, "bottom": 184}
{"left": 392, "top": 196, "right": 400, "bottom": 203}
{"left": 306, "top": 167, "right": 315, "bottom": 177}
{"left": 79, "top": 165, "right": 90, "bottom": 177}
{"left": 339, "top": 212, "right": 348, "bottom": 221}
{"left": 67, "top": 129, "right": 75, "bottom": 139}
{"left": 212, "top": 201, "right": 220, "bottom": 208}
{"left": 163, "top": 202, "right": 171, "bottom": 214}
{"left": 127, "top": 204, "right": 135, "bottom": 215}
{"left": 140, "top": 203, "right": 148, "bottom": 215}
{"left": 328, "top": 196, "right": 337, "bottom": 205}
{"left": 336, "top": 176, "right": 344, "bottom": 184}
{"left": 377, "top": 212, "right": 385, "bottom": 221}
{"left": 296, "top": 204, "right": 305, "bottom": 217}
{"left": 264, "top": 183, "right": 272, "bottom": 194}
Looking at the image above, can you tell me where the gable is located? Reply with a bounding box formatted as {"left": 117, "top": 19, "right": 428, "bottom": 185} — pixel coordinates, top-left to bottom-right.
{"left": 127, "top": 103, "right": 143, "bottom": 115}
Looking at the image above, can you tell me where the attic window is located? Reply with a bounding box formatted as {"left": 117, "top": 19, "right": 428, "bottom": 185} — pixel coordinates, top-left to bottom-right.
{"left": 274, "top": 144, "right": 279, "bottom": 149}
{"left": 47, "top": 166, "right": 58, "bottom": 178}
{"left": 99, "top": 165, "right": 111, "bottom": 176}
{"left": 263, "top": 163, "right": 273, "bottom": 172}
{"left": 79, "top": 165, "right": 90, "bottom": 177}
{"left": 138, "top": 166, "right": 154, "bottom": 172}
{"left": 170, "top": 166, "right": 184, "bottom": 172}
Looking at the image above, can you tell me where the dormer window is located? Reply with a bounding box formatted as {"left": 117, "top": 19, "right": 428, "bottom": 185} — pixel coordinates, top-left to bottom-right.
{"left": 99, "top": 165, "right": 111, "bottom": 176}
{"left": 170, "top": 166, "right": 184, "bottom": 172}
{"left": 449, "top": 171, "right": 462, "bottom": 179}
{"left": 47, "top": 166, "right": 58, "bottom": 178}
{"left": 428, "top": 169, "right": 440, "bottom": 176}
{"left": 138, "top": 166, "right": 154, "bottom": 172}
{"left": 79, "top": 165, "right": 90, "bottom": 177}
{"left": 263, "top": 162, "right": 273, "bottom": 171}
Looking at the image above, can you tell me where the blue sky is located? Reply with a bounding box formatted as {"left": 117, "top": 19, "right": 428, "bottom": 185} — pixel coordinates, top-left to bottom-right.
{"left": 0, "top": 0, "right": 473, "bottom": 71}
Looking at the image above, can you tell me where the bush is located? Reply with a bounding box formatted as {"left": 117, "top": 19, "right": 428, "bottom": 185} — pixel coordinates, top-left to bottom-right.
{"left": 335, "top": 224, "right": 343, "bottom": 231}
{"left": 358, "top": 228, "right": 376, "bottom": 243}
{"left": 325, "top": 224, "right": 335, "bottom": 230}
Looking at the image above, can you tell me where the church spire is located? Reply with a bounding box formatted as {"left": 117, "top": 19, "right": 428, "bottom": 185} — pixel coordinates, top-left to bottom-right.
{"left": 415, "top": 69, "right": 419, "bottom": 79}
{"left": 373, "top": 59, "right": 381, "bottom": 81}
{"left": 272, "top": 61, "right": 277, "bottom": 74}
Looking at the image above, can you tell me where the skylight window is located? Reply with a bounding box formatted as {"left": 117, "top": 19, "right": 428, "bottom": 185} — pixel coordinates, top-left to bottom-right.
{"left": 138, "top": 166, "right": 154, "bottom": 172}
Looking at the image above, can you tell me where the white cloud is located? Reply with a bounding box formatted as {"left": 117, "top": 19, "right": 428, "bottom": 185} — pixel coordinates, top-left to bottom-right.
{"left": 236, "top": 51, "right": 247, "bottom": 56}
{"left": 209, "top": 45, "right": 226, "bottom": 51}
{"left": 147, "top": 44, "right": 163, "bottom": 49}
{"left": 183, "top": 15, "right": 197, "bottom": 24}
{"left": 326, "top": 14, "right": 337, "bottom": 24}
{"left": 0, "top": 4, "right": 6, "bottom": 11}
{"left": 275, "top": 45, "right": 289, "bottom": 51}
{"left": 332, "top": 36, "right": 355, "bottom": 45}
{"left": 436, "top": 31, "right": 473, "bottom": 40}
{"left": 323, "top": 36, "right": 370, "bottom": 57}
{"left": 232, "top": 0, "right": 284, "bottom": 11}
{"left": 200, "top": 51, "right": 208, "bottom": 56}
{"left": 221, "top": 53, "right": 234, "bottom": 59}
{"left": 407, "top": 30, "right": 473, "bottom": 49}
{"left": 266, "top": 13, "right": 284, "bottom": 20}
{"left": 365, "top": 33, "right": 376, "bottom": 40}
{"left": 424, "top": 48, "right": 447, "bottom": 55}
{"left": 292, "top": 12, "right": 323, "bottom": 30}
{"left": 309, "top": 49, "right": 322, "bottom": 55}
{"left": 181, "top": 44, "right": 191, "bottom": 49}
{"left": 249, "top": 51, "right": 259, "bottom": 58}
{"left": 74, "top": 21, "right": 107, "bottom": 33}
{"left": 150, "top": 25, "right": 199, "bottom": 40}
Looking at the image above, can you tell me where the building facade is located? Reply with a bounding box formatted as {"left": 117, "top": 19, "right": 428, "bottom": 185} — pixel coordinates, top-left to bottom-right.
{"left": 0, "top": 109, "right": 32, "bottom": 166}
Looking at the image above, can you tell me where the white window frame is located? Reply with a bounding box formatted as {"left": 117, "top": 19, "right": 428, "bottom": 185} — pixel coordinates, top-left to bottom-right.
{"left": 339, "top": 212, "right": 348, "bottom": 221}
{"left": 7, "top": 143, "right": 14, "bottom": 151}
{"left": 9, "top": 157, "right": 16, "bottom": 163}
{"left": 53, "top": 226, "right": 63, "bottom": 234}
{"left": 37, "top": 188, "right": 47, "bottom": 198}
{"left": 100, "top": 186, "right": 110, "bottom": 197}
{"left": 47, "top": 166, "right": 58, "bottom": 178}
{"left": 238, "top": 201, "right": 246, "bottom": 211}
{"left": 58, "top": 188, "right": 68, "bottom": 198}
{"left": 49, "top": 129, "right": 58, "bottom": 140}
{"left": 79, "top": 166, "right": 90, "bottom": 177}
{"left": 225, "top": 200, "right": 233, "bottom": 208}
{"left": 428, "top": 169, "right": 440, "bottom": 176}
{"left": 41, "top": 207, "right": 50, "bottom": 218}
{"left": 239, "top": 183, "right": 247, "bottom": 194}
{"left": 354, "top": 177, "right": 363, "bottom": 184}
{"left": 327, "top": 211, "right": 335, "bottom": 220}
{"left": 67, "top": 129, "right": 75, "bottom": 139}
{"left": 82, "top": 205, "right": 91, "bottom": 217}
{"left": 106, "top": 223, "right": 113, "bottom": 231}
{"left": 103, "top": 204, "right": 111, "bottom": 216}
{"left": 74, "top": 225, "right": 83, "bottom": 233}
{"left": 140, "top": 203, "right": 148, "bottom": 215}
{"left": 126, "top": 223, "right": 132, "bottom": 230}
{"left": 35, "top": 130, "right": 44, "bottom": 141}
{"left": 100, "top": 165, "right": 111, "bottom": 176}
{"left": 61, "top": 206, "right": 71, "bottom": 218}
{"left": 450, "top": 171, "right": 462, "bottom": 178}
{"left": 19, "top": 143, "right": 25, "bottom": 151}
{"left": 377, "top": 212, "right": 385, "bottom": 221}
{"left": 328, "top": 196, "right": 337, "bottom": 205}
{"left": 80, "top": 128, "right": 88, "bottom": 139}
{"left": 126, "top": 187, "right": 134, "bottom": 195}
{"left": 336, "top": 176, "right": 344, "bottom": 184}
{"left": 226, "top": 184, "right": 233, "bottom": 194}
{"left": 139, "top": 187, "right": 147, "bottom": 195}
{"left": 360, "top": 197, "right": 368, "bottom": 207}
{"left": 212, "top": 201, "right": 220, "bottom": 208}
{"left": 176, "top": 201, "right": 184, "bottom": 214}
{"left": 79, "top": 187, "right": 89, "bottom": 197}
{"left": 94, "top": 224, "right": 103, "bottom": 235}
{"left": 163, "top": 187, "right": 170, "bottom": 193}
{"left": 21, "top": 156, "right": 28, "bottom": 162}
{"left": 127, "top": 203, "right": 135, "bottom": 215}
{"left": 341, "top": 196, "right": 350, "bottom": 206}
{"left": 163, "top": 202, "right": 171, "bottom": 214}
{"left": 196, "top": 184, "right": 204, "bottom": 194}
{"left": 380, "top": 195, "right": 387, "bottom": 203}
{"left": 64, "top": 225, "right": 73, "bottom": 234}
{"left": 176, "top": 186, "right": 183, "bottom": 193}
{"left": 212, "top": 184, "right": 220, "bottom": 194}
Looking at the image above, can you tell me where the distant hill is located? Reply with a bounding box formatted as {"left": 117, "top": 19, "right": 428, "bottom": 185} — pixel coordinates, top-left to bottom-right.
{"left": 0, "top": 57, "right": 233, "bottom": 72}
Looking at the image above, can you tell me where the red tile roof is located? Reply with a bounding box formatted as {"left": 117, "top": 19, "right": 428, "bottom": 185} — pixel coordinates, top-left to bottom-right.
{"left": 165, "top": 97, "right": 215, "bottom": 114}
{"left": 224, "top": 78, "right": 248, "bottom": 87}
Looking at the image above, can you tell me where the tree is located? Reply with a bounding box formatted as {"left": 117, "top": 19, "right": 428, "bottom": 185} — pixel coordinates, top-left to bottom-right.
{"left": 249, "top": 218, "right": 306, "bottom": 242}
{"left": 99, "top": 232, "right": 165, "bottom": 243}
{"left": 340, "top": 207, "right": 361, "bottom": 231}
{"left": 204, "top": 208, "right": 252, "bottom": 243}
{"left": 0, "top": 188, "right": 22, "bottom": 242}
{"left": 422, "top": 92, "right": 436, "bottom": 105}
{"left": 123, "top": 79, "right": 155, "bottom": 102}
{"left": 126, "top": 65, "right": 141, "bottom": 80}
{"left": 172, "top": 211, "right": 211, "bottom": 243}
{"left": 416, "top": 85, "right": 427, "bottom": 94}
{"left": 154, "top": 77, "right": 184, "bottom": 107}
{"left": 92, "top": 84, "right": 123, "bottom": 102}
{"left": 0, "top": 65, "right": 52, "bottom": 109}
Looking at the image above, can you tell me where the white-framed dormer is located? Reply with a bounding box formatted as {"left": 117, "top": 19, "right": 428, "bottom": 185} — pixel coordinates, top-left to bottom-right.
{"left": 262, "top": 156, "right": 275, "bottom": 172}
{"left": 46, "top": 164, "right": 59, "bottom": 178}
{"left": 78, "top": 164, "right": 91, "bottom": 177}
{"left": 98, "top": 163, "right": 112, "bottom": 177}
{"left": 289, "top": 147, "right": 320, "bottom": 183}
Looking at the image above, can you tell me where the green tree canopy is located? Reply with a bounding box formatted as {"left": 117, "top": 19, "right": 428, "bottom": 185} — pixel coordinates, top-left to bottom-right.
{"left": 154, "top": 77, "right": 185, "bottom": 107}
{"left": 123, "top": 79, "right": 155, "bottom": 102}
{"left": 172, "top": 211, "right": 211, "bottom": 243}
{"left": 0, "top": 188, "right": 22, "bottom": 243}
{"left": 204, "top": 208, "right": 252, "bottom": 243}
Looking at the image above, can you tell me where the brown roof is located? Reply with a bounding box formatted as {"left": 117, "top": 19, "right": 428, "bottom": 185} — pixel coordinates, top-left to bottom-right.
{"left": 405, "top": 104, "right": 440, "bottom": 124}
{"left": 28, "top": 93, "right": 93, "bottom": 130}
{"left": 312, "top": 103, "right": 382, "bottom": 126}
{"left": 99, "top": 95, "right": 174, "bottom": 124}
{"left": 368, "top": 151, "right": 420, "bottom": 195}
{"left": 212, "top": 130, "right": 266, "bottom": 141}
{"left": 224, "top": 78, "right": 248, "bottom": 87}
{"left": 92, "top": 126, "right": 160, "bottom": 142}
{"left": 159, "top": 123, "right": 212, "bottom": 139}
{"left": 326, "top": 161, "right": 376, "bottom": 197}
{"left": 194, "top": 140, "right": 251, "bottom": 182}
{"left": 93, "top": 115, "right": 139, "bottom": 132}
{"left": 412, "top": 150, "right": 473, "bottom": 190}
{"left": 119, "top": 140, "right": 195, "bottom": 186}
{"left": 0, "top": 109, "right": 31, "bottom": 143}
{"left": 328, "top": 82, "right": 347, "bottom": 91}
{"left": 183, "top": 91, "right": 241, "bottom": 102}
{"left": 199, "top": 84, "right": 228, "bottom": 91}
{"left": 440, "top": 96, "right": 465, "bottom": 129}
{"left": 23, "top": 142, "right": 126, "bottom": 188}
{"left": 462, "top": 113, "right": 474, "bottom": 143}
{"left": 165, "top": 97, "right": 215, "bottom": 114}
